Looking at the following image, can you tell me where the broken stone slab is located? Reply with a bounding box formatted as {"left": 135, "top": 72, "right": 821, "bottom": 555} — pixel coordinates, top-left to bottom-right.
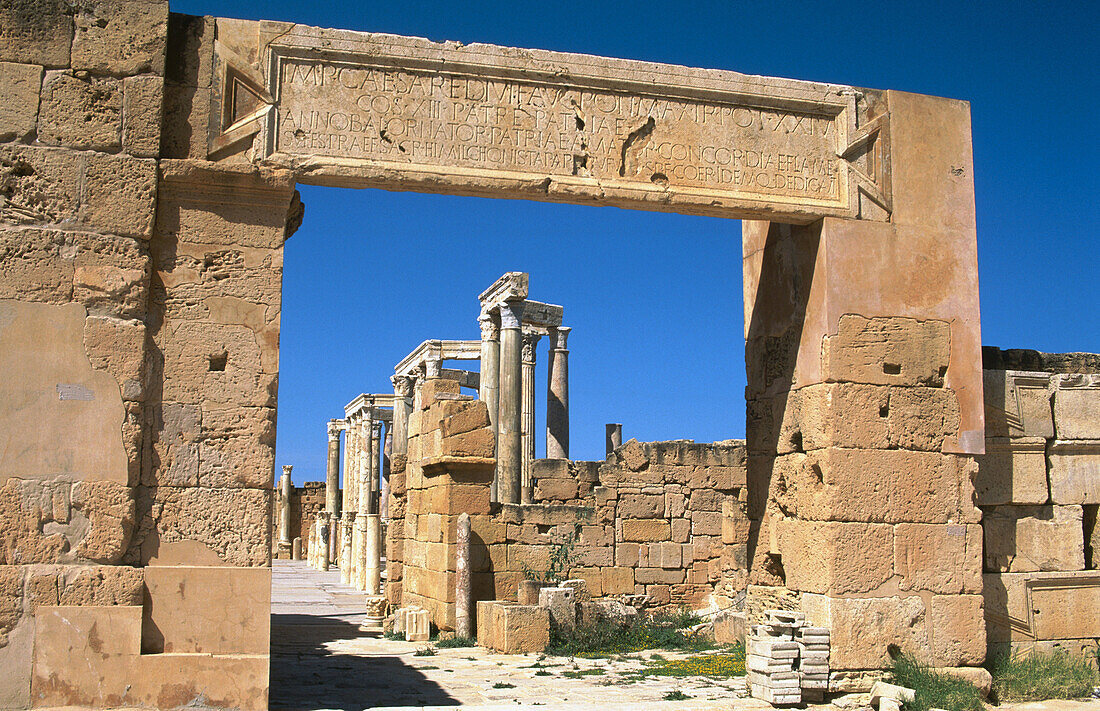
{"left": 766, "top": 609, "right": 806, "bottom": 625}
{"left": 869, "top": 681, "right": 916, "bottom": 707}
{"left": 538, "top": 586, "right": 576, "bottom": 632}
{"left": 405, "top": 608, "right": 430, "bottom": 642}
{"left": 931, "top": 666, "right": 992, "bottom": 697}
{"left": 748, "top": 654, "right": 797, "bottom": 673}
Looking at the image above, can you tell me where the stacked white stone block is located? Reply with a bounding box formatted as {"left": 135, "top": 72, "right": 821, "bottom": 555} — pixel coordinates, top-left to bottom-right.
{"left": 748, "top": 610, "right": 831, "bottom": 706}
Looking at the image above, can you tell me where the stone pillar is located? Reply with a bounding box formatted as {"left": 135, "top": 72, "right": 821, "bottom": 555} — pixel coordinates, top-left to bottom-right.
{"left": 354, "top": 509, "right": 367, "bottom": 590}
{"left": 520, "top": 330, "right": 540, "bottom": 503}
{"left": 497, "top": 300, "right": 524, "bottom": 504}
{"left": 292, "top": 537, "right": 302, "bottom": 560}
{"left": 278, "top": 465, "right": 292, "bottom": 558}
{"left": 370, "top": 421, "right": 382, "bottom": 515}
{"left": 340, "top": 511, "right": 354, "bottom": 584}
{"left": 479, "top": 312, "right": 501, "bottom": 501}
{"left": 381, "top": 426, "right": 392, "bottom": 519}
{"left": 319, "top": 513, "right": 331, "bottom": 571}
{"left": 365, "top": 513, "right": 382, "bottom": 596}
{"left": 455, "top": 512, "right": 472, "bottom": 639}
{"left": 546, "top": 327, "right": 570, "bottom": 459}
{"left": 392, "top": 375, "right": 414, "bottom": 456}
{"left": 606, "top": 423, "right": 622, "bottom": 456}
{"left": 344, "top": 418, "right": 359, "bottom": 514}
{"left": 326, "top": 421, "right": 341, "bottom": 516}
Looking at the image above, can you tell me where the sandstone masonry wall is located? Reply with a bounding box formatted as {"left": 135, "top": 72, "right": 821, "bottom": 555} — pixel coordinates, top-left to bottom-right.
{"left": 979, "top": 347, "right": 1100, "bottom": 659}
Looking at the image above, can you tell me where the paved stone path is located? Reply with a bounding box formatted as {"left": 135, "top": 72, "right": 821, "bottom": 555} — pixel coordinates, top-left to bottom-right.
{"left": 271, "top": 560, "right": 757, "bottom": 710}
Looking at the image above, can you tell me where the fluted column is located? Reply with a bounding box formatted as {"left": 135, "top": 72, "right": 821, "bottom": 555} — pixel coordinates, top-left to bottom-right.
{"left": 479, "top": 311, "right": 501, "bottom": 501}
{"left": 546, "top": 327, "right": 571, "bottom": 459}
{"left": 520, "top": 330, "right": 540, "bottom": 503}
{"left": 391, "top": 375, "right": 414, "bottom": 456}
{"left": 278, "top": 465, "right": 292, "bottom": 558}
{"left": 370, "top": 421, "right": 382, "bottom": 515}
{"left": 497, "top": 300, "right": 524, "bottom": 504}
{"left": 355, "top": 414, "right": 373, "bottom": 590}
{"left": 326, "top": 420, "right": 341, "bottom": 516}
{"left": 344, "top": 419, "right": 359, "bottom": 514}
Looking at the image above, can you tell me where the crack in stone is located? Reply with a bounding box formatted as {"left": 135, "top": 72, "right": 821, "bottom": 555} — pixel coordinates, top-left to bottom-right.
{"left": 618, "top": 116, "right": 656, "bottom": 178}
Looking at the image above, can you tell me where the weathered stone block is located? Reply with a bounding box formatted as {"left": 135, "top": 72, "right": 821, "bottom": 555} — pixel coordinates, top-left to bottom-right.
{"left": 83, "top": 316, "right": 147, "bottom": 401}
{"left": 601, "top": 566, "right": 634, "bottom": 594}
{"left": 0, "top": 61, "right": 42, "bottom": 142}
{"left": 930, "top": 594, "right": 985, "bottom": 666}
{"left": 982, "top": 505, "right": 1084, "bottom": 573}
{"left": 617, "top": 493, "right": 663, "bottom": 519}
{"left": 0, "top": 227, "right": 72, "bottom": 302}
{"left": 440, "top": 428, "right": 494, "bottom": 458}
{"left": 71, "top": 0, "right": 169, "bottom": 75}
{"left": 0, "top": 145, "right": 83, "bottom": 227}
{"left": 69, "top": 480, "right": 136, "bottom": 564}
{"left": 122, "top": 74, "right": 163, "bottom": 157}
{"left": 143, "top": 566, "right": 269, "bottom": 654}
{"left": 439, "top": 400, "right": 491, "bottom": 438}
{"left": 534, "top": 476, "right": 578, "bottom": 501}
{"left": 691, "top": 511, "right": 722, "bottom": 536}
{"left": 776, "top": 519, "right": 893, "bottom": 595}
{"left": 58, "top": 565, "right": 144, "bottom": 606}
{"left": 894, "top": 523, "right": 982, "bottom": 594}
{"left": 802, "top": 593, "right": 928, "bottom": 670}
{"left": 495, "top": 603, "right": 549, "bottom": 653}
{"left": 81, "top": 153, "right": 157, "bottom": 239}
{"left": 983, "top": 370, "right": 1053, "bottom": 438}
{"left": 1049, "top": 440, "right": 1100, "bottom": 504}
{"left": 165, "top": 13, "right": 214, "bottom": 88}
{"left": 1054, "top": 386, "right": 1100, "bottom": 440}
{"left": 974, "top": 438, "right": 1049, "bottom": 505}
{"left": 634, "top": 567, "right": 685, "bottom": 585}
{"left": 198, "top": 406, "right": 276, "bottom": 488}
{"left": 621, "top": 518, "right": 670, "bottom": 542}
{"left": 38, "top": 72, "right": 121, "bottom": 151}
{"left": 159, "top": 320, "right": 274, "bottom": 408}
{"left": 131, "top": 485, "right": 270, "bottom": 566}
{"left": 648, "top": 542, "right": 682, "bottom": 569}
{"left": 419, "top": 378, "right": 461, "bottom": 410}
{"left": 0, "top": 0, "right": 73, "bottom": 67}
{"left": 821, "top": 315, "right": 951, "bottom": 387}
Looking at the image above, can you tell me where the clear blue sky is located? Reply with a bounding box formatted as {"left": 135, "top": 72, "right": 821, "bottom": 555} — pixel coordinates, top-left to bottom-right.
{"left": 173, "top": 0, "right": 1099, "bottom": 485}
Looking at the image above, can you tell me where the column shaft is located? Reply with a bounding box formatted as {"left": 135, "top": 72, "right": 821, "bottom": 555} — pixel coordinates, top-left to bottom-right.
{"left": 479, "top": 313, "right": 501, "bottom": 501}
{"left": 455, "top": 513, "right": 472, "bottom": 639}
{"left": 365, "top": 513, "right": 382, "bottom": 596}
{"left": 497, "top": 301, "right": 524, "bottom": 504}
{"left": 520, "top": 331, "right": 539, "bottom": 503}
{"left": 391, "top": 375, "right": 414, "bottom": 456}
{"left": 370, "top": 423, "right": 381, "bottom": 515}
{"left": 278, "top": 466, "right": 292, "bottom": 548}
{"left": 546, "top": 327, "right": 571, "bottom": 459}
{"left": 326, "top": 422, "right": 341, "bottom": 516}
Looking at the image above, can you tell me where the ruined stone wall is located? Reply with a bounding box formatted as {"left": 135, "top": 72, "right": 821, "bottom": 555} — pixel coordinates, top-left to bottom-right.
{"left": 978, "top": 347, "right": 1100, "bottom": 659}
{"left": 270, "top": 481, "right": 326, "bottom": 557}
{"left": 389, "top": 379, "right": 751, "bottom": 630}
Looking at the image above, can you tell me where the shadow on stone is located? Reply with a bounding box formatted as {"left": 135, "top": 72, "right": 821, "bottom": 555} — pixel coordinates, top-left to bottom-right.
{"left": 270, "top": 613, "right": 459, "bottom": 709}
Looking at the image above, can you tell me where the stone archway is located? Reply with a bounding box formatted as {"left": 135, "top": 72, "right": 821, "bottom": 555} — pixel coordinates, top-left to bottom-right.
{"left": 2, "top": 4, "right": 983, "bottom": 708}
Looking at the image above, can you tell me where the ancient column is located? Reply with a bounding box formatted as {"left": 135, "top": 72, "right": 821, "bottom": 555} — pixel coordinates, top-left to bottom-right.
{"left": 340, "top": 418, "right": 356, "bottom": 583}
{"left": 292, "top": 537, "right": 302, "bottom": 560}
{"left": 278, "top": 465, "right": 292, "bottom": 558}
{"left": 326, "top": 420, "right": 342, "bottom": 516}
{"left": 606, "top": 423, "right": 623, "bottom": 457}
{"left": 455, "top": 512, "right": 472, "bottom": 639}
{"left": 365, "top": 513, "right": 382, "bottom": 595}
{"left": 370, "top": 421, "right": 382, "bottom": 515}
{"left": 497, "top": 300, "right": 524, "bottom": 504}
{"left": 355, "top": 415, "right": 373, "bottom": 590}
{"left": 479, "top": 311, "right": 501, "bottom": 501}
{"left": 381, "top": 426, "right": 392, "bottom": 519}
{"left": 546, "top": 327, "right": 571, "bottom": 459}
{"left": 391, "top": 375, "right": 414, "bottom": 456}
{"left": 319, "top": 514, "right": 331, "bottom": 571}
{"left": 520, "top": 330, "right": 540, "bottom": 503}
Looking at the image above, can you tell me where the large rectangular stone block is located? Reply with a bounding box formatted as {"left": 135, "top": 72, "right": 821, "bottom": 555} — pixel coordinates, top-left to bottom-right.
{"left": 0, "top": 0, "right": 73, "bottom": 67}
{"left": 974, "top": 437, "right": 1049, "bottom": 505}
{"left": 70, "top": 0, "right": 169, "bottom": 76}
{"left": 929, "top": 594, "right": 985, "bottom": 666}
{"left": 803, "top": 593, "right": 928, "bottom": 670}
{"left": 1053, "top": 386, "right": 1100, "bottom": 440}
{"left": 776, "top": 520, "right": 893, "bottom": 595}
{"left": 984, "top": 571, "right": 1100, "bottom": 643}
{"left": 0, "top": 61, "right": 42, "bottom": 142}
{"left": 982, "top": 505, "right": 1084, "bottom": 573}
{"left": 132, "top": 486, "right": 271, "bottom": 566}
{"left": 621, "top": 518, "right": 670, "bottom": 542}
{"left": 821, "top": 315, "right": 950, "bottom": 388}
{"left": 1049, "top": 440, "right": 1100, "bottom": 504}
{"left": 983, "top": 370, "right": 1053, "bottom": 438}
{"left": 894, "top": 523, "right": 982, "bottom": 594}
{"left": 38, "top": 72, "right": 122, "bottom": 151}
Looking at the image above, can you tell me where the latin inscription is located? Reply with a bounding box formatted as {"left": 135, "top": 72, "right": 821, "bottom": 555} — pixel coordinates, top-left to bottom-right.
{"left": 274, "top": 58, "right": 846, "bottom": 205}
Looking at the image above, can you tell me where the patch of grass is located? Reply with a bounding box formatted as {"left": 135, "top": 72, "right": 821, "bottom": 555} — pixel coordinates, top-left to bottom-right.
{"left": 562, "top": 668, "right": 606, "bottom": 678}
{"left": 989, "top": 649, "right": 1098, "bottom": 702}
{"left": 890, "top": 653, "right": 984, "bottom": 711}
{"left": 492, "top": 681, "right": 515, "bottom": 689}
{"left": 383, "top": 630, "right": 403, "bottom": 640}
{"left": 641, "top": 649, "right": 746, "bottom": 679}
{"left": 664, "top": 689, "right": 691, "bottom": 700}
{"left": 413, "top": 645, "right": 437, "bottom": 657}
{"left": 435, "top": 635, "right": 476, "bottom": 648}
{"left": 534, "top": 670, "right": 551, "bottom": 676}
{"left": 545, "top": 609, "right": 717, "bottom": 657}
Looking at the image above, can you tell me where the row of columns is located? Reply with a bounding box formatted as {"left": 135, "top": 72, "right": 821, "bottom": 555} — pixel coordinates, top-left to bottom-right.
{"left": 478, "top": 301, "right": 571, "bottom": 505}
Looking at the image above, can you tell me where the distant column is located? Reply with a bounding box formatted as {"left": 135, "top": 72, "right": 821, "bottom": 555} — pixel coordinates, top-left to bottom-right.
{"left": 546, "top": 327, "right": 571, "bottom": 459}
{"left": 355, "top": 415, "right": 373, "bottom": 590}
{"left": 479, "top": 311, "right": 501, "bottom": 501}
{"left": 319, "top": 513, "right": 331, "bottom": 571}
{"left": 365, "top": 513, "right": 382, "bottom": 596}
{"left": 455, "top": 513, "right": 472, "bottom": 639}
{"left": 520, "top": 329, "right": 540, "bottom": 503}
{"left": 391, "top": 375, "right": 414, "bottom": 456}
{"left": 497, "top": 300, "right": 524, "bottom": 504}
{"left": 606, "top": 423, "right": 623, "bottom": 457}
{"left": 278, "top": 465, "right": 292, "bottom": 558}
{"left": 370, "top": 421, "right": 382, "bottom": 515}
{"left": 381, "top": 425, "right": 392, "bottom": 519}
{"left": 344, "top": 419, "right": 359, "bottom": 514}
{"left": 326, "top": 421, "right": 341, "bottom": 516}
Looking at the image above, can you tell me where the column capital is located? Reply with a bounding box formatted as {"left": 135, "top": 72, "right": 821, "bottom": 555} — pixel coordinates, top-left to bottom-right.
{"left": 391, "top": 374, "right": 415, "bottom": 398}
{"left": 521, "top": 330, "right": 541, "bottom": 364}
{"left": 281, "top": 464, "right": 293, "bottom": 477}
{"left": 327, "top": 419, "right": 343, "bottom": 441}
{"left": 549, "top": 326, "right": 571, "bottom": 351}
{"left": 371, "top": 420, "right": 383, "bottom": 437}
{"left": 498, "top": 300, "right": 524, "bottom": 330}
{"left": 479, "top": 310, "right": 500, "bottom": 341}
